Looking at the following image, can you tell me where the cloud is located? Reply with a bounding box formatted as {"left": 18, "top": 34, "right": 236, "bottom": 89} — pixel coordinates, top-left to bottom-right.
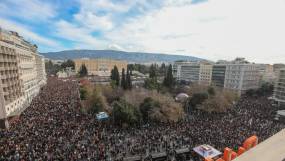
{"left": 74, "top": 11, "right": 113, "bottom": 31}
{"left": 191, "top": 0, "right": 208, "bottom": 5}
{"left": 2, "top": 0, "right": 284, "bottom": 63}
{"left": 0, "top": 18, "right": 62, "bottom": 51}
{"left": 54, "top": 20, "right": 108, "bottom": 49}
{"left": 107, "top": 44, "right": 126, "bottom": 51}
{"left": 0, "top": 0, "right": 56, "bottom": 21}
{"left": 78, "top": 0, "right": 131, "bottom": 13}
{"left": 105, "top": 0, "right": 285, "bottom": 64}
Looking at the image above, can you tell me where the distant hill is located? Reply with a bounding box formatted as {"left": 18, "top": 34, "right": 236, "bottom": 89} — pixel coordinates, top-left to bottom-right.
{"left": 41, "top": 50, "right": 204, "bottom": 63}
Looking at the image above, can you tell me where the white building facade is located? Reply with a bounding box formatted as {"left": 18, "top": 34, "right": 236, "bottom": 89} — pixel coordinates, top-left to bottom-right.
{"left": 0, "top": 28, "right": 46, "bottom": 128}
{"left": 214, "top": 58, "right": 260, "bottom": 94}
{"left": 224, "top": 64, "right": 260, "bottom": 94}
{"left": 173, "top": 61, "right": 213, "bottom": 85}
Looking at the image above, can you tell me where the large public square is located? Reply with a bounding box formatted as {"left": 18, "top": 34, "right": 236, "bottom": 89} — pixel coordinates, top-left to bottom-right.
{"left": 0, "top": 77, "right": 284, "bottom": 161}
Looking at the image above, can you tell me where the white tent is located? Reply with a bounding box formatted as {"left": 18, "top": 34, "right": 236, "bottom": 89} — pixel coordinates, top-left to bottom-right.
{"left": 175, "top": 93, "right": 189, "bottom": 102}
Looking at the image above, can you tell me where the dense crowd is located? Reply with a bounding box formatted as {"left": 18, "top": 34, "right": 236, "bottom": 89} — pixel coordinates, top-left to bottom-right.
{"left": 0, "top": 77, "right": 284, "bottom": 161}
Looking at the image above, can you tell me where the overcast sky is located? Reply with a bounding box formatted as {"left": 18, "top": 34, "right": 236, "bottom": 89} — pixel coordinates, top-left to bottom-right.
{"left": 0, "top": 0, "right": 285, "bottom": 64}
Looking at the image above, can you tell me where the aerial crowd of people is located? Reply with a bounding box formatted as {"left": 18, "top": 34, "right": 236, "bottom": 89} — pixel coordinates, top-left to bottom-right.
{"left": 0, "top": 77, "right": 284, "bottom": 161}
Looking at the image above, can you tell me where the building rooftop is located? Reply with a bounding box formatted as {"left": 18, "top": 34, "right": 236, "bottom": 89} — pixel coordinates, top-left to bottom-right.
{"left": 234, "top": 129, "right": 285, "bottom": 161}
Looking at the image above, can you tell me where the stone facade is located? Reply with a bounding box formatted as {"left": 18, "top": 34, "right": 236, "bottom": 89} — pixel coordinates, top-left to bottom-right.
{"left": 74, "top": 58, "right": 128, "bottom": 76}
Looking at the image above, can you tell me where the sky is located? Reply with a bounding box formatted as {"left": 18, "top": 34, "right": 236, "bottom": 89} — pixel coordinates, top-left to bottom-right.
{"left": 0, "top": 0, "right": 285, "bottom": 64}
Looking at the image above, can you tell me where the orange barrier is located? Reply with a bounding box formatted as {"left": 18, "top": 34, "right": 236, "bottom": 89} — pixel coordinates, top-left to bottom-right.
{"left": 223, "top": 147, "right": 232, "bottom": 161}
{"left": 243, "top": 135, "right": 258, "bottom": 150}
{"left": 237, "top": 147, "right": 246, "bottom": 156}
{"left": 204, "top": 136, "right": 259, "bottom": 161}
{"left": 231, "top": 151, "right": 237, "bottom": 160}
{"left": 205, "top": 157, "right": 214, "bottom": 161}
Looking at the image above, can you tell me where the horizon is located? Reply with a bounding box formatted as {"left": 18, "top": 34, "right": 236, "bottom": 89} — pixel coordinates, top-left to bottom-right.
{"left": 1, "top": 0, "right": 285, "bottom": 64}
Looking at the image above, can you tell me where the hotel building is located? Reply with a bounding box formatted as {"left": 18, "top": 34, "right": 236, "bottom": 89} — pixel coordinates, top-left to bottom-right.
{"left": 0, "top": 28, "right": 46, "bottom": 128}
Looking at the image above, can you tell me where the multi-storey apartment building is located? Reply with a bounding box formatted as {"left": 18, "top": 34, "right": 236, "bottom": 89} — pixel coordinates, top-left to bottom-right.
{"left": 74, "top": 58, "right": 128, "bottom": 76}
{"left": 212, "top": 58, "right": 260, "bottom": 94}
{"left": 257, "top": 64, "right": 276, "bottom": 84}
{"left": 211, "top": 64, "right": 227, "bottom": 87}
{"left": 273, "top": 68, "right": 285, "bottom": 107}
{"left": 0, "top": 28, "right": 46, "bottom": 128}
{"left": 224, "top": 64, "right": 260, "bottom": 94}
{"left": 173, "top": 61, "right": 212, "bottom": 85}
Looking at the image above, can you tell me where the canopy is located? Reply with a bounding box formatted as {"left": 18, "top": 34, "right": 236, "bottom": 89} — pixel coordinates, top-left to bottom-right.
{"left": 193, "top": 144, "right": 222, "bottom": 159}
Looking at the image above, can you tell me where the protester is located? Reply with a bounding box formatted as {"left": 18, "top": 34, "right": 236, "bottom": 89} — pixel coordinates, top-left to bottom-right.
{"left": 0, "top": 77, "right": 284, "bottom": 160}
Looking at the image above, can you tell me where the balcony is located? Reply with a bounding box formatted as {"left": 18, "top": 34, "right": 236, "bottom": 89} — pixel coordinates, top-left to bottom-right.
{"left": 4, "top": 58, "right": 17, "bottom": 63}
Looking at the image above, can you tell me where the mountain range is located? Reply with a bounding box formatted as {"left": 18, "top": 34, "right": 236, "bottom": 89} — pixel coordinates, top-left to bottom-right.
{"left": 41, "top": 50, "right": 204, "bottom": 63}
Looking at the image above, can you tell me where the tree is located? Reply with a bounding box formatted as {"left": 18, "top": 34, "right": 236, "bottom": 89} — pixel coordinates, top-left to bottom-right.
{"left": 200, "top": 95, "right": 230, "bottom": 113}
{"left": 110, "top": 69, "right": 115, "bottom": 80}
{"left": 245, "top": 82, "right": 274, "bottom": 97}
{"left": 126, "top": 66, "right": 132, "bottom": 89}
{"left": 112, "top": 99, "right": 141, "bottom": 126}
{"left": 163, "top": 64, "right": 174, "bottom": 88}
{"left": 140, "top": 97, "right": 160, "bottom": 122}
{"left": 88, "top": 89, "right": 105, "bottom": 115}
{"left": 149, "top": 64, "right": 157, "bottom": 79}
{"left": 80, "top": 87, "right": 87, "bottom": 100}
{"left": 61, "top": 59, "right": 75, "bottom": 69}
{"left": 79, "top": 64, "right": 88, "bottom": 77}
{"left": 110, "top": 66, "right": 120, "bottom": 86}
{"left": 159, "top": 63, "right": 166, "bottom": 75}
{"left": 207, "top": 86, "right": 216, "bottom": 96}
{"left": 121, "top": 68, "right": 127, "bottom": 89}
{"left": 45, "top": 60, "right": 61, "bottom": 75}
{"left": 188, "top": 92, "right": 209, "bottom": 108}
{"left": 144, "top": 78, "right": 160, "bottom": 90}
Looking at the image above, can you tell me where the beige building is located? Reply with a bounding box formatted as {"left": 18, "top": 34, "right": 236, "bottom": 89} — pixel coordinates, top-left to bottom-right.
{"left": 273, "top": 68, "right": 285, "bottom": 107}
{"left": 0, "top": 28, "right": 46, "bottom": 128}
{"left": 74, "top": 58, "right": 128, "bottom": 76}
{"left": 173, "top": 61, "right": 212, "bottom": 85}
{"left": 257, "top": 64, "right": 276, "bottom": 84}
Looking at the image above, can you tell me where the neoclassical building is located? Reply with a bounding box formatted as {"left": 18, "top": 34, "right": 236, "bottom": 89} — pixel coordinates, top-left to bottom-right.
{"left": 74, "top": 58, "right": 128, "bottom": 77}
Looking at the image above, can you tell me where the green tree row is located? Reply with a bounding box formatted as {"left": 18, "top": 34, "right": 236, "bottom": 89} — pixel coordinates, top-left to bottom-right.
{"left": 110, "top": 65, "right": 132, "bottom": 90}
